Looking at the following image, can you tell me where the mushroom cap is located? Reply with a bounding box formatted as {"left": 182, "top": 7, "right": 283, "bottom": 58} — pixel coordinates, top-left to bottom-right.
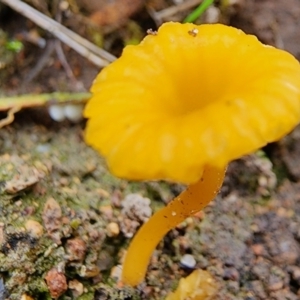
{"left": 85, "top": 22, "right": 300, "bottom": 184}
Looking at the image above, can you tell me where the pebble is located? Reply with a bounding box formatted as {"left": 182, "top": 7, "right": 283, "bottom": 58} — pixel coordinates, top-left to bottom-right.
{"left": 267, "top": 274, "right": 284, "bottom": 291}
{"left": 65, "top": 238, "right": 87, "bottom": 261}
{"left": 79, "top": 265, "right": 100, "bottom": 278}
{"left": 204, "top": 6, "right": 220, "bottom": 24}
{"left": 48, "top": 104, "right": 84, "bottom": 122}
{"left": 121, "top": 193, "right": 152, "bottom": 223}
{"left": 223, "top": 267, "right": 240, "bottom": 281}
{"left": 42, "top": 197, "right": 62, "bottom": 233}
{"left": 99, "top": 205, "right": 113, "bottom": 219}
{"left": 64, "top": 104, "right": 84, "bottom": 122}
{"left": 227, "top": 281, "right": 239, "bottom": 294}
{"left": 180, "top": 254, "right": 196, "bottom": 269}
{"left": 106, "top": 222, "right": 120, "bottom": 237}
{"left": 68, "top": 279, "right": 84, "bottom": 298}
{"left": 120, "top": 193, "right": 152, "bottom": 238}
{"left": 45, "top": 267, "right": 68, "bottom": 299}
{"left": 48, "top": 105, "right": 66, "bottom": 122}
{"left": 291, "top": 266, "right": 300, "bottom": 285}
{"left": 251, "top": 244, "right": 265, "bottom": 256}
{"left": 25, "top": 219, "right": 44, "bottom": 239}
{"left": 35, "top": 144, "right": 51, "bottom": 153}
{"left": 110, "top": 265, "right": 122, "bottom": 282}
{"left": 250, "top": 280, "right": 267, "bottom": 299}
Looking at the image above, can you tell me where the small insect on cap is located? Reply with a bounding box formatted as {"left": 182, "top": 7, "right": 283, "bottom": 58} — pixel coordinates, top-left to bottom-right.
{"left": 85, "top": 22, "right": 300, "bottom": 184}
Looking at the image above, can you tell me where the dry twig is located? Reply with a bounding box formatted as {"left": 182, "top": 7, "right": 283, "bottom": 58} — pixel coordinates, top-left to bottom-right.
{"left": 22, "top": 40, "right": 56, "bottom": 85}
{"left": 0, "top": 0, "right": 116, "bottom": 67}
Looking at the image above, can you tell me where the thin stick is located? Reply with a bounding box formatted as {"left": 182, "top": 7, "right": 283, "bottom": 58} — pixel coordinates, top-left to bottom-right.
{"left": 54, "top": 39, "right": 84, "bottom": 91}
{"left": 22, "top": 39, "right": 56, "bottom": 85}
{"left": 0, "top": 0, "right": 116, "bottom": 67}
{"left": 0, "top": 92, "right": 91, "bottom": 111}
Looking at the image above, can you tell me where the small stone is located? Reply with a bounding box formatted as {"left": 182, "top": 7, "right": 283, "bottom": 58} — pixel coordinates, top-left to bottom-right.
{"left": 204, "top": 6, "right": 220, "bottom": 24}
{"left": 80, "top": 265, "right": 100, "bottom": 278}
{"left": 251, "top": 244, "right": 264, "bottom": 256}
{"left": 227, "top": 281, "right": 239, "bottom": 294}
{"left": 15, "top": 200, "right": 22, "bottom": 207}
{"left": 110, "top": 265, "right": 122, "bottom": 282}
{"left": 142, "top": 286, "right": 154, "bottom": 298}
{"left": 96, "top": 188, "right": 110, "bottom": 198}
{"left": 250, "top": 280, "right": 267, "bottom": 299}
{"left": 178, "top": 236, "right": 190, "bottom": 250}
{"left": 99, "top": 205, "right": 113, "bottom": 219}
{"left": 65, "top": 238, "right": 87, "bottom": 261}
{"left": 223, "top": 267, "right": 240, "bottom": 281}
{"left": 120, "top": 194, "right": 152, "bottom": 238}
{"left": 106, "top": 222, "right": 120, "bottom": 237}
{"left": 59, "top": 0, "right": 69, "bottom": 11}
{"left": 36, "top": 144, "right": 51, "bottom": 154}
{"left": 292, "top": 266, "right": 300, "bottom": 284}
{"left": 42, "top": 198, "right": 62, "bottom": 233}
{"left": 119, "top": 218, "right": 140, "bottom": 238}
{"left": 49, "top": 231, "right": 62, "bottom": 245}
{"left": 64, "top": 104, "right": 84, "bottom": 122}
{"left": 4, "top": 169, "right": 42, "bottom": 194}
{"left": 180, "top": 254, "right": 196, "bottom": 269}
{"left": 97, "top": 251, "right": 114, "bottom": 271}
{"left": 48, "top": 105, "right": 66, "bottom": 122}
{"left": 23, "top": 206, "right": 36, "bottom": 216}
{"left": 45, "top": 267, "right": 67, "bottom": 299}
{"left": 267, "top": 275, "right": 284, "bottom": 291}
{"left": 68, "top": 279, "right": 84, "bottom": 298}
{"left": 121, "top": 193, "right": 152, "bottom": 222}
{"left": 25, "top": 220, "right": 44, "bottom": 239}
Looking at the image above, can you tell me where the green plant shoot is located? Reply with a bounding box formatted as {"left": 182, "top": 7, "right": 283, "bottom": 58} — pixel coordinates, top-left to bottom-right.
{"left": 184, "top": 0, "right": 215, "bottom": 23}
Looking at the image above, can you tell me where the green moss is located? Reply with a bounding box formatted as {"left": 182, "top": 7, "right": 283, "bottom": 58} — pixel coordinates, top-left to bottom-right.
{"left": 77, "top": 292, "right": 94, "bottom": 300}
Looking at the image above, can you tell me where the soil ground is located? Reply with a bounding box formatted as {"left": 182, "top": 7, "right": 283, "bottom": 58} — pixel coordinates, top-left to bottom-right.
{"left": 1, "top": 0, "right": 300, "bottom": 299}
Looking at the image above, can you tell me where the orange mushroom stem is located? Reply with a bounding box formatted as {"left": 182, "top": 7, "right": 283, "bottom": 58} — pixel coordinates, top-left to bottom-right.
{"left": 122, "top": 165, "right": 226, "bottom": 286}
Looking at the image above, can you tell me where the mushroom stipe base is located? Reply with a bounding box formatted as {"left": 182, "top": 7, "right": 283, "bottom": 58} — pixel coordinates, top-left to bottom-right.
{"left": 122, "top": 165, "right": 226, "bottom": 286}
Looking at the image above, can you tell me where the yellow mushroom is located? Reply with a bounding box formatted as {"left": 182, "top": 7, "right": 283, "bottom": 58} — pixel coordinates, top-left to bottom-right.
{"left": 166, "top": 269, "right": 217, "bottom": 300}
{"left": 84, "top": 22, "right": 300, "bottom": 286}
